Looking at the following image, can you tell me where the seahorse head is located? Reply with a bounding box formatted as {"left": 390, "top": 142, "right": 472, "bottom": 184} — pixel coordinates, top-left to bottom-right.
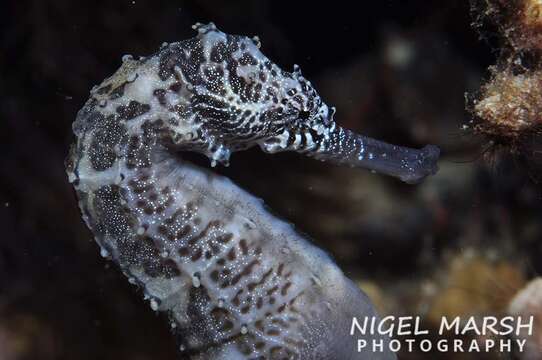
{"left": 157, "top": 23, "right": 337, "bottom": 163}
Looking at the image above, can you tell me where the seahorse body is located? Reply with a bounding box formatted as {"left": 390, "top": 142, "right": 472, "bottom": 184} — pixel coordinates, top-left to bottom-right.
{"left": 67, "top": 23, "right": 436, "bottom": 359}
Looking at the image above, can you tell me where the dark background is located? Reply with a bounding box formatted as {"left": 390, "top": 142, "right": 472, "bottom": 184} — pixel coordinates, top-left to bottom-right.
{"left": 2, "top": 1, "right": 540, "bottom": 359}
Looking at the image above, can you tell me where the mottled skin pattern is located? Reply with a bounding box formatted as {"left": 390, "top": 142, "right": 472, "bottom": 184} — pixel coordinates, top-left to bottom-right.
{"left": 67, "top": 23, "right": 438, "bottom": 359}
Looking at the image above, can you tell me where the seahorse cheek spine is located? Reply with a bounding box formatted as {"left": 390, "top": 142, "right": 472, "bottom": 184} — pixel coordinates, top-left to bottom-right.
{"left": 66, "top": 23, "right": 405, "bottom": 359}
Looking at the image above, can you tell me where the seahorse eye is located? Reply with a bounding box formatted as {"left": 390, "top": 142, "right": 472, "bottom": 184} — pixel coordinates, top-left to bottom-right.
{"left": 298, "top": 110, "right": 310, "bottom": 120}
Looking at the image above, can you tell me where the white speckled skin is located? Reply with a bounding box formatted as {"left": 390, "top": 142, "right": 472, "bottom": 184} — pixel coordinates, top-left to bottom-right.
{"left": 65, "top": 23, "right": 434, "bottom": 359}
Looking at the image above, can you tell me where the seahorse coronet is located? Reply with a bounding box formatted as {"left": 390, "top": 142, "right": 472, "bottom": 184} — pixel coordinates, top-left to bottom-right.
{"left": 65, "top": 22, "right": 438, "bottom": 359}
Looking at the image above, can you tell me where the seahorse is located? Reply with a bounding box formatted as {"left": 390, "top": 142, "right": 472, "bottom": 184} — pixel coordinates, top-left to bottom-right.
{"left": 66, "top": 23, "right": 438, "bottom": 359}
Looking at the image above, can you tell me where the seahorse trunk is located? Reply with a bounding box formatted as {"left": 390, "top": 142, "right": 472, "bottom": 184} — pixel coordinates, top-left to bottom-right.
{"left": 68, "top": 124, "right": 395, "bottom": 359}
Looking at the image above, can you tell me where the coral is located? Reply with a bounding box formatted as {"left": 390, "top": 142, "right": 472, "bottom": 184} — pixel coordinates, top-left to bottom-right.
{"left": 472, "top": 0, "right": 542, "bottom": 51}
{"left": 473, "top": 66, "right": 542, "bottom": 143}
{"left": 469, "top": 0, "right": 542, "bottom": 173}
{"left": 426, "top": 251, "right": 525, "bottom": 321}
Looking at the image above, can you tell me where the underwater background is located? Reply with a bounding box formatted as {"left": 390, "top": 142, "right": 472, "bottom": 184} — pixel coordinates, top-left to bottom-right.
{"left": 1, "top": 0, "right": 541, "bottom": 359}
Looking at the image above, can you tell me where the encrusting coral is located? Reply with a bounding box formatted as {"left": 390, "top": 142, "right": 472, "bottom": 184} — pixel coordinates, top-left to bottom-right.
{"left": 469, "top": 0, "right": 542, "bottom": 171}
{"left": 473, "top": 66, "right": 542, "bottom": 143}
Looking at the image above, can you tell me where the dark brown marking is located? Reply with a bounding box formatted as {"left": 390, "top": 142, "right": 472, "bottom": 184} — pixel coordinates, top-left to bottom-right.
{"left": 277, "top": 263, "right": 284, "bottom": 276}
{"left": 116, "top": 101, "right": 151, "bottom": 120}
{"left": 188, "top": 220, "right": 220, "bottom": 246}
{"left": 153, "top": 89, "right": 167, "bottom": 106}
{"left": 179, "top": 247, "right": 189, "bottom": 257}
{"left": 267, "top": 286, "right": 279, "bottom": 296}
{"left": 176, "top": 224, "right": 192, "bottom": 240}
{"left": 227, "top": 247, "right": 236, "bottom": 261}
{"left": 210, "top": 269, "right": 220, "bottom": 282}
{"left": 217, "top": 233, "right": 233, "bottom": 244}
{"left": 191, "top": 248, "right": 203, "bottom": 261}
{"left": 280, "top": 282, "right": 292, "bottom": 296}
{"left": 239, "top": 239, "right": 249, "bottom": 255}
